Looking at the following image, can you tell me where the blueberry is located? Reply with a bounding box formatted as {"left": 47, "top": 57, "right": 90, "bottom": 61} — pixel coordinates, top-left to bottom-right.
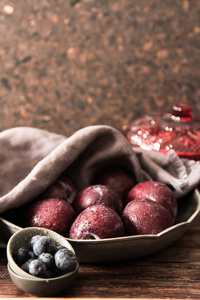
{"left": 14, "top": 235, "right": 77, "bottom": 279}
{"left": 54, "top": 248, "right": 77, "bottom": 272}
{"left": 38, "top": 252, "right": 54, "bottom": 269}
{"left": 28, "top": 235, "right": 43, "bottom": 250}
{"left": 28, "top": 259, "right": 47, "bottom": 277}
{"left": 28, "top": 251, "right": 36, "bottom": 259}
{"left": 32, "top": 236, "right": 55, "bottom": 256}
{"left": 43, "top": 268, "right": 56, "bottom": 278}
{"left": 21, "top": 259, "right": 34, "bottom": 273}
{"left": 55, "top": 245, "right": 66, "bottom": 252}
{"left": 13, "top": 247, "right": 29, "bottom": 266}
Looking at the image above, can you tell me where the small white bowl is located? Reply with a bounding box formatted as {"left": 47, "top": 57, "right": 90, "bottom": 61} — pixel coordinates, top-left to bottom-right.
{"left": 7, "top": 227, "right": 79, "bottom": 296}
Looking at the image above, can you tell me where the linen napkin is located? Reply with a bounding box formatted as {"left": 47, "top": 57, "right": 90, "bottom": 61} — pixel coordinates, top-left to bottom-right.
{"left": 0, "top": 125, "right": 200, "bottom": 215}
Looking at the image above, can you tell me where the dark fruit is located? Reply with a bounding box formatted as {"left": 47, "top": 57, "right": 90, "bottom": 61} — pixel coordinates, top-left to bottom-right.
{"left": 69, "top": 205, "right": 124, "bottom": 240}
{"left": 122, "top": 198, "right": 173, "bottom": 235}
{"left": 40, "top": 181, "right": 67, "bottom": 201}
{"left": 13, "top": 235, "right": 78, "bottom": 278}
{"left": 13, "top": 247, "right": 29, "bottom": 266}
{"left": 58, "top": 176, "right": 77, "bottom": 204}
{"left": 28, "top": 259, "right": 47, "bottom": 277}
{"left": 32, "top": 236, "right": 55, "bottom": 256}
{"left": 93, "top": 166, "right": 135, "bottom": 199}
{"left": 54, "top": 248, "right": 77, "bottom": 272}
{"left": 126, "top": 181, "right": 177, "bottom": 221}
{"left": 29, "top": 235, "right": 43, "bottom": 250}
{"left": 28, "top": 251, "right": 36, "bottom": 259}
{"left": 72, "top": 184, "right": 123, "bottom": 214}
{"left": 23, "top": 198, "right": 76, "bottom": 236}
{"left": 38, "top": 253, "right": 55, "bottom": 269}
{"left": 40, "top": 177, "right": 77, "bottom": 204}
{"left": 21, "top": 259, "right": 34, "bottom": 273}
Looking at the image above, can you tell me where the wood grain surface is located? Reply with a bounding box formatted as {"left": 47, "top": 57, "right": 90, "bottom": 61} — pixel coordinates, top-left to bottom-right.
{"left": 1, "top": 213, "right": 200, "bottom": 299}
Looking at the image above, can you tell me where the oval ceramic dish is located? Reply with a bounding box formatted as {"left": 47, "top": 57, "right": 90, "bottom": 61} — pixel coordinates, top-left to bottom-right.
{"left": 7, "top": 227, "right": 78, "bottom": 278}
{"left": 6, "top": 227, "right": 79, "bottom": 296}
{"left": 7, "top": 263, "right": 78, "bottom": 297}
{"left": 7, "top": 227, "right": 79, "bottom": 296}
{"left": 1, "top": 189, "right": 200, "bottom": 263}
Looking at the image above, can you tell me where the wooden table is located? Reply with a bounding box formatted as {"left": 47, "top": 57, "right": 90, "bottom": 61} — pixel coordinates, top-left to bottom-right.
{"left": 1, "top": 213, "right": 200, "bottom": 299}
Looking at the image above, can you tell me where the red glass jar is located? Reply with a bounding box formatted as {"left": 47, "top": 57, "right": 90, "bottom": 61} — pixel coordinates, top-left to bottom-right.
{"left": 124, "top": 103, "right": 200, "bottom": 161}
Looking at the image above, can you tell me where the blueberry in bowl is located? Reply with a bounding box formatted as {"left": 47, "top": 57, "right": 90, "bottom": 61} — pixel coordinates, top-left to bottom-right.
{"left": 6, "top": 227, "right": 79, "bottom": 296}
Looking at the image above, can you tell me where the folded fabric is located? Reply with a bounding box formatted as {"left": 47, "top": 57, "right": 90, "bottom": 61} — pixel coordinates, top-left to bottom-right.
{"left": 0, "top": 125, "right": 199, "bottom": 214}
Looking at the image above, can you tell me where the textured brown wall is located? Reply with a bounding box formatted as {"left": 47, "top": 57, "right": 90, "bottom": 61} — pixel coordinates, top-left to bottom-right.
{"left": 0, "top": 0, "right": 200, "bottom": 136}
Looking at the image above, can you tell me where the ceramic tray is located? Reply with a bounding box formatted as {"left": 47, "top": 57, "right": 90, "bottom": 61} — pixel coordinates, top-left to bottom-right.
{"left": 0, "top": 189, "right": 200, "bottom": 263}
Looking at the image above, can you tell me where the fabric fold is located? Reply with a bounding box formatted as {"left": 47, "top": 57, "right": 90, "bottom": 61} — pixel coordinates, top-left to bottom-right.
{"left": 0, "top": 125, "right": 199, "bottom": 214}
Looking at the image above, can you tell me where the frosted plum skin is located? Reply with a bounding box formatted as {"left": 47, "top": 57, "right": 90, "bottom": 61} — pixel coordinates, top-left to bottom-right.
{"left": 69, "top": 205, "right": 124, "bottom": 240}
{"left": 40, "top": 181, "right": 67, "bottom": 201}
{"left": 39, "top": 177, "right": 77, "bottom": 204}
{"left": 24, "top": 198, "right": 76, "bottom": 237}
{"left": 122, "top": 198, "right": 173, "bottom": 235}
{"left": 126, "top": 181, "right": 177, "bottom": 221}
{"left": 93, "top": 166, "right": 135, "bottom": 199}
{"left": 72, "top": 184, "right": 123, "bottom": 214}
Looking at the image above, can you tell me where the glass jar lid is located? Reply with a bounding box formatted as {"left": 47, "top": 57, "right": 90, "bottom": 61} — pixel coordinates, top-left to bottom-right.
{"left": 124, "top": 103, "right": 200, "bottom": 160}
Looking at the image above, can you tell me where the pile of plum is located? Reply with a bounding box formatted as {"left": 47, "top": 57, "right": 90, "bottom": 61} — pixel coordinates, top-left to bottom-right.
{"left": 23, "top": 166, "right": 178, "bottom": 239}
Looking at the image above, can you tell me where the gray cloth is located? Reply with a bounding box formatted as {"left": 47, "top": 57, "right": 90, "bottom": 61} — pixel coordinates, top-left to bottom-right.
{"left": 0, "top": 125, "right": 200, "bottom": 214}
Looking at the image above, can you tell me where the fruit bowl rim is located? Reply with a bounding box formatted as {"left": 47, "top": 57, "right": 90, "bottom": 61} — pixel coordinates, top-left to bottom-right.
{"left": 1, "top": 189, "right": 200, "bottom": 263}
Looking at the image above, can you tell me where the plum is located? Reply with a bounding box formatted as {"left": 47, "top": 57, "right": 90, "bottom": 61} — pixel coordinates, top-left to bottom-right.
{"left": 122, "top": 198, "right": 173, "bottom": 235}
{"left": 40, "top": 181, "right": 67, "bottom": 201}
{"left": 23, "top": 198, "right": 76, "bottom": 236}
{"left": 69, "top": 205, "right": 124, "bottom": 240}
{"left": 72, "top": 184, "right": 123, "bottom": 214}
{"left": 57, "top": 176, "right": 77, "bottom": 204}
{"left": 40, "top": 177, "right": 77, "bottom": 204}
{"left": 126, "top": 181, "right": 177, "bottom": 221}
{"left": 93, "top": 166, "right": 136, "bottom": 199}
